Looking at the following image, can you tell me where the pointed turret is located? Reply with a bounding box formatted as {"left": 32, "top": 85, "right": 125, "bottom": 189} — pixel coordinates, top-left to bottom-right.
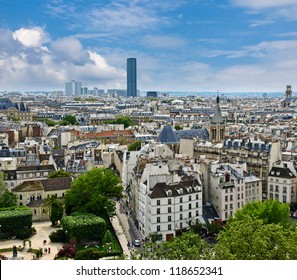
{"left": 209, "top": 95, "right": 225, "bottom": 142}
{"left": 211, "top": 95, "right": 224, "bottom": 124}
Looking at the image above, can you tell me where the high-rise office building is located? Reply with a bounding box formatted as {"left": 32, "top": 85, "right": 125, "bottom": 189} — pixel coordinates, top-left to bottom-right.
{"left": 127, "top": 58, "right": 137, "bottom": 97}
{"left": 65, "top": 80, "right": 82, "bottom": 96}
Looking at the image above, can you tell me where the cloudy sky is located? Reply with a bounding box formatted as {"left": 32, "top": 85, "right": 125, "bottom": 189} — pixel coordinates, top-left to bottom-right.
{"left": 0, "top": 0, "right": 296, "bottom": 92}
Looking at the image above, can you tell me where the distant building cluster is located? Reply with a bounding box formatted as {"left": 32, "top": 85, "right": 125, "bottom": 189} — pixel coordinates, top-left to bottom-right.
{"left": 0, "top": 82, "right": 297, "bottom": 240}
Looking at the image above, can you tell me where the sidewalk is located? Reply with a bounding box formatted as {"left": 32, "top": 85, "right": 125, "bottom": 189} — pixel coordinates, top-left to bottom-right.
{"left": 110, "top": 215, "right": 130, "bottom": 258}
{"left": 0, "top": 221, "right": 63, "bottom": 260}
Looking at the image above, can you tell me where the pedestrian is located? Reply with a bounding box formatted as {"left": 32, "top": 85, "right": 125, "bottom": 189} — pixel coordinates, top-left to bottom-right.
{"left": 48, "top": 247, "right": 51, "bottom": 254}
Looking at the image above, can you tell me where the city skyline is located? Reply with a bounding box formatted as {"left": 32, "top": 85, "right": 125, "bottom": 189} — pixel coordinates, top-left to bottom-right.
{"left": 0, "top": 0, "right": 296, "bottom": 92}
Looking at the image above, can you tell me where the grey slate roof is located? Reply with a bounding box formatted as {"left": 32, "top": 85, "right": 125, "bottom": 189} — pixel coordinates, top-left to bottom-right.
{"left": 158, "top": 126, "right": 209, "bottom": 144}
{"left": 268, "top": 166, "right": 296, "bottom": 179}
{"left": 175, "top": 129, "right": 209, "bottom": 140}
{"left": 157, "top": 126, "right": 179, "bottom": 144}
{"left": 211, "top": 96, "right": 224, "bottom": 124}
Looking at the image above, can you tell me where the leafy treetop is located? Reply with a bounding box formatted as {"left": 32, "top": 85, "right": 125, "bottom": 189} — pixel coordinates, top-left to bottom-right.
{"left": 64, "top": 168, "right": 123, "bottom": 219}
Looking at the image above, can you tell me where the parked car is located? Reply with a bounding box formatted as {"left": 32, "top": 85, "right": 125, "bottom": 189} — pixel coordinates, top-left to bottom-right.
{"left": 133, "top": 239, "right": 141, "bottom": 247}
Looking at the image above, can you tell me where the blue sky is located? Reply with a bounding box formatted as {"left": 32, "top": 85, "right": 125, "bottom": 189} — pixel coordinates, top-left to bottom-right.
{"left": 0, "top": 0, "right": 297, "bottom": 92}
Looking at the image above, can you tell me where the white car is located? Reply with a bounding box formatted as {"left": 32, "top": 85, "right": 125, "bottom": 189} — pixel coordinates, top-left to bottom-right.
{"left": 133, "top": 239, "right": 141, "bottom": 247}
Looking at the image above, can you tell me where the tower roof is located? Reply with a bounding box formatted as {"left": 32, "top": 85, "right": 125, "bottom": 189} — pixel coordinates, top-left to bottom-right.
{"left": 157, "top": 126, "right": 179, "bottom": 144}
{"left": 211, "top": 95, "right": 224, "bottom": 124}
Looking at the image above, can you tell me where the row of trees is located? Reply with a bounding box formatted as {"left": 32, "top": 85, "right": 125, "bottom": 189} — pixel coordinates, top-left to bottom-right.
{"left": 133, "top": 200, "right": 297, "bottom": 260}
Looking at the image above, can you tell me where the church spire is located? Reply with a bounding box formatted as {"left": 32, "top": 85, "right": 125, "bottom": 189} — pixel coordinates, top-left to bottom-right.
{"left": 209, "top": 94, "right": 225, "bottom": 142}
{"left": 211, "top": 94, "right": 224, "bottom": 124}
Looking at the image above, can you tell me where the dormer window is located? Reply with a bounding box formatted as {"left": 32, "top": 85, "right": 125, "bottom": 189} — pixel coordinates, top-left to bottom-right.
{"left": 165, "top": 189, "right": 172, "bottom": 196}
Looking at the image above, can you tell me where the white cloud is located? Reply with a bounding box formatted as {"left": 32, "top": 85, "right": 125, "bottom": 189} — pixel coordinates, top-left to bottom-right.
{"left": 0, "top": 27, "right": 126, "bottom": 91}
{"left": 140, "top": 35, "right": 186, "bottom": 49}
{"left": 12, "top": 27, "right": 50, "bottom": 48}
{"left": 51, "top": 37, "right": 90, "bottom": 65}
{"left": 88, "top": 4, "right": 161, "bottom": 33}
{"left": 231, "top": 0, "right": 297, "bottom": 9}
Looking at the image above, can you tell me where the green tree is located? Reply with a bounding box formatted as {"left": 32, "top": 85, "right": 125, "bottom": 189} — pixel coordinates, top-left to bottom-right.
{"left": 174, "top": 124, "right": 182, "bottom": 130}
{"left": 106, "top": 116, "right": 134, "bottom": 128}
{"left": 128, "top": 140, "right": 141, "bottom": 151}
{"left": 103, "top": 229, "right": 113, "bottom": 244}
{"left": 215, "top": 217, "right": 297, "bottom": 260}
{"left": 0, "top": 191, "right": 18, "bottom": 208}
{"left": 0, "top": 172, "right": 17, "bottom": 208}
{"left": 64, "top": 168, "right": 123, "bottom": 219}
{"left": 60, "top": 115, "right": 78, "bottom": 125}
{"left": 134, "top": 231, "right": 212, "bottom": 260}
{"left": 231, "top": 200, "right": 291, "bottom": 228}
{"left": 48, "top": 196, "right": 64, "bottom": 226}
{"left": 48, "top": 170, "right": 71, "bottom": 179}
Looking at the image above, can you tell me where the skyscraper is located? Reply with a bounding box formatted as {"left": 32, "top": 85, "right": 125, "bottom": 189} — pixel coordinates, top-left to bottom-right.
{"left": 127, "top": 58, "right": 137, "bottom": 97}
{"left": 65, "top": 80, "right": 82, "bottom": 96}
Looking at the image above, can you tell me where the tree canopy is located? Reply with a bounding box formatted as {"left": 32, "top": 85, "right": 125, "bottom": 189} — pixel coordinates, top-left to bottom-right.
{"left": 105, "top": 116, "right": 134, "bottom": 129}
{"left": 128, "top": 140, "right": 142, "bottom": 151}
{"left": 48, "top": 170, "right": 71, "bottom": 179}
{"left": 0, "top": 172, "right": 17, "bottom": 208}
{"left": 64, "top": 168, "right": 123, "bottom": 219}
{"left": 231, "top": 199, "right": 291, "bottom": 227}
{"left": 60, "top": 115, "right": 78, "bottom": 125}
{"left": 133, "top": 231, "right": 212, "bottom": 260}
{"left": 46, "top": 195, "right": 64, "bottom": 225}
{"left": 215, "top": 217, "right": 297, "bottom": 260}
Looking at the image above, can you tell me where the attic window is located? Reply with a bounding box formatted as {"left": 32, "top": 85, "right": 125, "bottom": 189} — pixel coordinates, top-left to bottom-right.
{"left": 271, "top": 171, "right": 275, "bottom": 175}
{"left": 165, "top": 189, "right": 172, "bottom": 196}
{"left": 187, "top": 187, "right": 192, "bottom": 193}
{"left": 276, "top": 172, "right": 280, "bottom": 176}
{"left": 176, "top": 188, "right": 183, "bottom": 195}
{"left": 289, "top": 173, "right": 293, "bottom": 177}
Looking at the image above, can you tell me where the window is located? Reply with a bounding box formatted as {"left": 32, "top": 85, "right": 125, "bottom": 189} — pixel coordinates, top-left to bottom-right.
{"left": 283, "top": 187, "right": 287, "bottom": 194}
{"left": 283, "top": 195, "right": 287, "bottom": 203}
{"left": 157, "top": 208, "right": 160, "bottom": 214}
{"left": 168, "top": 224, "right": 172, "bottom": 230}
{"left": 225, "top": 195, "right": 228, "bottom": 202}
{"left": 196, "top": 210, "right": 199, "bottom": 216}
{"left": 230, "top": 204, "right": 233, "bottom": 210}
{"left": 157, "top": 200, "right": 160, "bottom": 205}
{"left": 168, "top": 199, "right": 172, "bottom": 205}
{"left": 189, "top": 203, "right": 192, "bottom": 210}
{"left": 180, "top": 222, "right": 183, "bottom": 229}
{"left": 225, "top": 204, "right": 228, "bottom": 210}
{"left": 189, "top": 212, "right": 192, "bottom": 218}
{"left": 230, "top": 195, "right": 233, "bottom": 201}
{"left": 157, "top": 217, "right": 160, "bottom": 223}
{"left": 196, "top": 202, "right": 199, "bottom": 208}
{"left": 237, "top": 193, "right": 240, "bottom": 200}
{"left": 196, "top": 194, "right": 199, "bottom": 200}
{"left": 168, "top": 207, "right": 172, "bottom": 213}
{"left": 275, "top": 186, "right": 279, "bottom": 192}
{"left": 19, "top": 195, "right": 22, "bottom": 200}
{"left": 157, "top": 226, "right": 160, "bottom": 232}
{"left": 189, "top": 195, "right": 192, "bottom": 201}
{"left": 168, "top": 216, "right": 172, "bottom": 222}
{"left": 180, "top": 197, "right": 183, "bottom": 203}
{"left": 225, "top": 212, "right": 228, "bottom": 219}
{"left": 238, "top": 202, "right": 240, "bottom": 208}
{"left": 180, "top": 205, "right": 183, "bottom": 211}
{"left": 180, "top": 213, "right": 183, "bottom": 220}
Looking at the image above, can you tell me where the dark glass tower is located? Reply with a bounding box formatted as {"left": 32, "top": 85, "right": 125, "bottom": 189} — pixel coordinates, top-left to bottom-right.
{"left": 127, "top": 58, "right": 137, "bottom": 97}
